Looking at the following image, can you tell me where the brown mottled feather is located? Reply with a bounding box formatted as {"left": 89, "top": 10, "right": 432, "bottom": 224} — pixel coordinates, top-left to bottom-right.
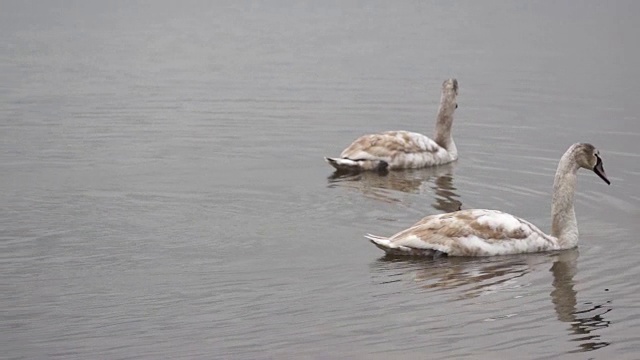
{"left": 341, "top": 131, "right": 439, "bottom": 159}
{"left": 384, "top": 210, "right": 555, "bottom": 256}
{"left": 396, "top": 211, "right": 529, "bottom": 242}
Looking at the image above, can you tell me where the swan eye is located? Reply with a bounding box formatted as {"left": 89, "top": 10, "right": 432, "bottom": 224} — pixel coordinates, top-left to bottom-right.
{"left": 455, "top": 104, "right": 458, "bottom": 109}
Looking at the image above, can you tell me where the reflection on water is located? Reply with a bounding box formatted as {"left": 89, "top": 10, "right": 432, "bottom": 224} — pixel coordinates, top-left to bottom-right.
{"left": 371, "top": 253, "right": 546, "bottom": 300}
{"left": 327, "top": 164, "right": 462, "bottom": 212}
{"left": 550, "top": 250, "right": 612, "bottom": 353}
{"left": 371, "top": 248, "right": 611, "bottom": 353}
{"left": 431, "top": 172, "right": 462, "bottom": 213}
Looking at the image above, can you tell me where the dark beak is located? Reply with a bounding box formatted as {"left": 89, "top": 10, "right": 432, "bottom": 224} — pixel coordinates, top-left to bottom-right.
{"left": 593, "top": 155, "right": 610, "bottom": 185}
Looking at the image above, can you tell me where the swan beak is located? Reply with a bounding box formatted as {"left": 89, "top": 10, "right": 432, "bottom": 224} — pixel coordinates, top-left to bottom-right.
{"left": 593, "top": 156, "right": 610, "bottom": 185}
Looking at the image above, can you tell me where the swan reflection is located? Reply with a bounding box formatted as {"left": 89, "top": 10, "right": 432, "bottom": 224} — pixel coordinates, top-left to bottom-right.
{"left": 327, "top": 164, "right": 462, "bottom": 212}
{"left": 371, "top": 253, "right": 549, "bottom": 300}
{"left": 371, "top": 249, "right": 611, "bottom": 352}
{"left": 550, "top": 250, "right": 611, "bottom": 353}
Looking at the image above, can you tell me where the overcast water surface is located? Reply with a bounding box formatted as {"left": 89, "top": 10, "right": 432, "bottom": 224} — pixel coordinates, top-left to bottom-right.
{"left": 2, "top": 1, "right": 640, "bottom": 359}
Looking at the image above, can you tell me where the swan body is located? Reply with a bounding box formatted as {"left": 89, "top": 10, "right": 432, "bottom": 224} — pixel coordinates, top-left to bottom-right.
{"left": 366, "top": 209, "right": 557, "bottom": 257}
{"left": 367, "top": 143, "right": 611, "bottom": 257}
{"left": 325, "top": 79, "right": 459, "bottom": 173}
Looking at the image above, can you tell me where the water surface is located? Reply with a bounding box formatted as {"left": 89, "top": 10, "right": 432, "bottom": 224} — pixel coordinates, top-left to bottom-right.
{"left": 2, "top": 1, "right": 640, "bottom": 359}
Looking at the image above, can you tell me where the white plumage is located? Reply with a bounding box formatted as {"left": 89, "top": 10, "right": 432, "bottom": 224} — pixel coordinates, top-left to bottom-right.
{"left": 367, "top": 143, "right": 611, "bottom": 257}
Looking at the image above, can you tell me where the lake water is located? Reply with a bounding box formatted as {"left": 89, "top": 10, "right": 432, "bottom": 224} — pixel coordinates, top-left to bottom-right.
{"left": 2, "top": 1, "right": 640, "bottom": 359}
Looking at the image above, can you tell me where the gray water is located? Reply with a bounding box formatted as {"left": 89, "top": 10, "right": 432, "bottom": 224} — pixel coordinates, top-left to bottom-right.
{"left": 2, "top": 1, "right": 640, "bottom": 359}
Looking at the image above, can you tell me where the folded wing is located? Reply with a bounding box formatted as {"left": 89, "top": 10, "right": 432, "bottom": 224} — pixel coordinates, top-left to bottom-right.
{"left": 372, "top": 209, "right": 557, "bottom": 256}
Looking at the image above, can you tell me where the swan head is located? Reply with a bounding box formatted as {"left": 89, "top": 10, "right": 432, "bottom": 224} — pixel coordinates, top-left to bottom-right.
{"left": 574, "top": 143, "right": 610, "bottom": 185}
{"left": 440, "top": 78, "right": 459, "bottom": 116}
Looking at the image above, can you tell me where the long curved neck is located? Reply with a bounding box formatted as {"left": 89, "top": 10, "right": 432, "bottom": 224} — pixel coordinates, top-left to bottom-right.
{"left": 551, "top": 152, "right": 580, "bottom": 249}
{"left": 433, "top": 108, "right": 454, "bottom": 151}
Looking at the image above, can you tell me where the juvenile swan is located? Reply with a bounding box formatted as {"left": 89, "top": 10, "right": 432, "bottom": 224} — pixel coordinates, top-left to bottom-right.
{"left": 367, "top": 143, "right": 610, "bottom": 257}
{"left": 325, "top": 78, "right": 459, "bottom": 173}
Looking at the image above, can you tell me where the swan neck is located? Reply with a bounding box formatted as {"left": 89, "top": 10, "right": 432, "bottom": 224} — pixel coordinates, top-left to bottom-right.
{"left": 433, "top": 108, "right": 454, "bottom": 150}
{"left": 551, "top": 154, "right": 580, "bottom": 249}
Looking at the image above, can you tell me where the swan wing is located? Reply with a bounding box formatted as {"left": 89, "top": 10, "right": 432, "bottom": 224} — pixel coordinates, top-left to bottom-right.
{"left": 378, "top": 209, "right": 557, "bottom": 256}
{"left": 340, "top": 131, "right": 449, "bottom": 168}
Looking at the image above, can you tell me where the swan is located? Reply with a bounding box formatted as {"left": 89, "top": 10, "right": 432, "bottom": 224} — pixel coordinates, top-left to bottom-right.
{"left": 325, "top": 78, "right": 459, "bottom": 173}
{"left": 366, "top": 143, "right": 610, "bottom": 257}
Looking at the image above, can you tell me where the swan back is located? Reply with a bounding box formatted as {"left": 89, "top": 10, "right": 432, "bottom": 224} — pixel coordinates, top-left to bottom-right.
{"left": 368, "top": 209, "right": 557, "bottom": 257}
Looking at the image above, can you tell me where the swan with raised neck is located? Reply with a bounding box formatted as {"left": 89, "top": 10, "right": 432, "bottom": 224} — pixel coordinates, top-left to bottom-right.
{"left": 325, "top": 78, "right": 459, "bottom": 174}
{"left": 366, "top": 143, "right": 611, "bottom": 257}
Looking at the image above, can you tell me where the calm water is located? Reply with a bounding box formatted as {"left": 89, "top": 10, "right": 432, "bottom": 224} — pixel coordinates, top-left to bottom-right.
{"left": 2, "top": 1, "right": 640, "bottom": 359}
